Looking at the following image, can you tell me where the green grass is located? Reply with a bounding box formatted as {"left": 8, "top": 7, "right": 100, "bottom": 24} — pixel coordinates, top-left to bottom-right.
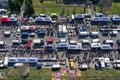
{"left": 32, "top": 0, "right": 85, "bottom": 15}
{"left": 26, "top": 68, "right": 52, "bottom": 80}
{"left": 0, "top": 68, "right": 120, "bottom": 80}
{"left": 95, "top": 2, "right": 120, "bottom": 15}
{"left": 81, "top": 69, "right": 120, "bottom": 80}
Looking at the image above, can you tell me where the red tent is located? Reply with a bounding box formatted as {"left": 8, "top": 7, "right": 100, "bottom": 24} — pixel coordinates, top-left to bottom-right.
{"left": 45, "top": 37, "right": 53, "bottom": 43}
{"left": 1, "top": 16, "right": 9, "bottom": 22}
{"left": 27, "top": 40, "right": 31, "bottom": 49}
{"left": 29, "top": 26, "right": 36, "bottom": 30}
{"left": 23, "top": 17, "right": 28, "bottom": 21}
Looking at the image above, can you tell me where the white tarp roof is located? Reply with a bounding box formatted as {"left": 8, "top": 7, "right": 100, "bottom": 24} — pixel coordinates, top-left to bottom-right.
{"left": 0, "top": 41, "right": 5, "bottom": 45}
{"left": 9, "top": 17, "right": 17, "bottom": 21}
{"left": 2, "top": 15, "right": 8, "bottom": 18}
{"left": 4, "top": 31, "right": 10, "bottom": 34}
{"left": 21, "top": 26, "right": 29, "bottom": 30}
{"left": 101, "top": 44, "right": 112, "bottom": 50}
{"left": 33, "top": 39, "right": 41, "bottom": 44}
{"left": 58, "top": 25, "right": 63, "bottom": 32}
{"left": 79, "top": 31, "right": 89, "bottom": 35}
{"left": 92, "top": 39, "right": 100, "bottom": 43}
{"left": 52, "top": 64, "right": 60, "bottom": 68}
{"left": 91, "top": 43, "right": 101, "bottom": 48}
{"left": 60, "top": 39, "right": 66, "bottom": 43}
{"left": 104, "top": 40, "right": 114, "bottom": 44}
{"left": 14, "top": 63, "right": 24, "bottom": 67}
{"left": 12, "top": 40, "right": 20, "bottom": 43}
{"left": 70, "top": 40, "right": 76, "bottom": 44}
{"left": 82, "top": 40, "right": 90, "bottom": 43}
{"left": 62, "top": 25, "right": 67, "bottom": 33}
{"left": 104, "top": 58, "right": 110, "bottom": 63}
{"left": 112, "top": 31, "right": 118, "bottom": 34}
{"left": 81, "top": 64, "right": 88, "bottom": 68}
{"left": 90, "top": 32, "right": 99, "bottom": 35}
{"left": 77, "top": 43, "right": 83, "bottom": 49}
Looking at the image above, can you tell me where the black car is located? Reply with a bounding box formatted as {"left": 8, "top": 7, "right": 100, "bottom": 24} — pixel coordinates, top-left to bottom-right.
{"left": 21, "top": 39, "right": 28, "bottom": 44}
{"left": 40, "top": 40, "right": 44, "bottom": 45}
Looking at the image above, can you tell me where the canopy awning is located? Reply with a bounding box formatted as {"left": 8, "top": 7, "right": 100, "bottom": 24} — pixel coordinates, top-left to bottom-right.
{"left": 101, "top": 44, "right": 112, "bottom": 50}
{"left": 22, "top": 32, "right": 28, "bottom": 35}
{"left": 9, "top": 17, "right": 17, "bottom": 22}
{"left": 29, "top": 26, "right": 36, "bottom": 30}
{"left": 68, "top": 45, "right": 78, "bottom": 50}
{"left": 52, "top": 64, "right": 60, "bottom": 68}
{"left": 35, "top": 17, "right": 44, "bottom": 21}
{"left": 58, "top": 43, "right": 68, "bottom": 48}
{"left": 91, "top": 43, "right": 101, "bottom": 48}
{"left": 75, "top": 14, "right": 84, "bottom": 18}
{"left": 112, "top": 16, "right": 120, "bottom": 21}
{"left": 101, "top": 17, "right": 111, "bottom": 22}
{"left": 84, "top": 13, "right": 91, "bottom": 17}
{"left": 23, "top": 17, "right": 28, "bottom": 21}
{"left": 12, "top": 40, "right": 20, "bottom": 43}
{"left": 91, "top": 17, "right": 100, "bottom": 21}
{"left": 1, "top": 16, "right": 9, "bottom": 22}
{"left": 33, "top": 39, "right": 41, "bottom": 44}
{"left": 21, "top": 26, "right": 29, "bottom": 30}
{"left": 45, "top": 37, "right": 53, "bottom": 42}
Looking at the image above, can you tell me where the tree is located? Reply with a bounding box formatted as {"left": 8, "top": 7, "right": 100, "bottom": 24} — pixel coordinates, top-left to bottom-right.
{"left": 98, "top": 0, "right": 112, "bottom": 13}
{"left": 24, "top": 0, "right": 34, "bottom": 15}
{"left": 8, "top": 0, "right": 22, "bottom": 12}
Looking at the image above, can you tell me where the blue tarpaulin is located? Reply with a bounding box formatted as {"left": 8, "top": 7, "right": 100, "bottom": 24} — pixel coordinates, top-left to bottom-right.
{"left": 112, "top": 17, "right": 120, "bottom": 21}
{"left": 58, "top": 43, "right": 68, "bottom": 48}
{"left": 68, "top": 45, "right": 78, "bottom": 50}
{"left": 22, "top": 32, "right": 28, "bottom": 35}
{"left": 80, "top": 27, "right": 87, "bottom": 31}
{"left": 75, "top": 14, "right": 84, "bottom": 18}
{"left": 101, "top": 45, "right": 112, "bottom": 50}
{"left": 92, "top": 17, "right": 100, "bottom": 21}
{"left": 35, "top": 17, "right": 44, "bottom": 21}
{"left": 101, "top": 17, "right": 111, "bottom": 22}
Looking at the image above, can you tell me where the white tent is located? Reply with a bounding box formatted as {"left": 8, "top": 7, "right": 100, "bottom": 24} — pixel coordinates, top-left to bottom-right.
{"left": 14, "top": 63, "right": 24, "bottom": 67}
{"left": 104, "top": 58, "right": 110, "bottom": 63}
{"left": 91, "top": 43, "right": 101, "bottom": 48}
{"left": 4, "top": 57, "right": 9, "bottom": 67}
{"left": 90, "top": 32, "right": 99, "bottom": 36}
{"left": 101, "top": 44, "right": 112, "bottom": 50}
{"left": 77, "top": 43, "right": 83, "bottom": 50}
{"left": 58, "top": 25, "right": 63, "bottom": 32}
{"left": 52, "top": 64, "right": 60, "bottom": 69}
{"left": 104, "top": 40, "right": 114, "bottom": 44}
{"left": 70, "top": 40, "right": 77, "bottom": 45}
{"left": 92, "top": 39, "right": 100, "bottom": 43}
{"left": 112, "top": 31, "right": 118, "bottom": 34}
{"left": 4, "top": 31, "right": 11, "bottom": 35}
{"left": 79, "top": 31, "right": 89, "bottom": 36}
{"left": 21, "top": 26, "right": 29, "bottom": 30}
{"left": 0, "top": 41, "right": 5, "bottom": 45}
{"left": 82, "top": 40, "right": 90, "bottom": 44}
{"left": 12, "top": 40, "right": 20, "bottom": 44}
{"left": 33, "top": 39, "right": 41, "bottom": 44}
{"left": 62, "top": 25, "right": 67, "bottom": 33}
{"left": 60, "top": 39, "right": 66, "bottom": 43}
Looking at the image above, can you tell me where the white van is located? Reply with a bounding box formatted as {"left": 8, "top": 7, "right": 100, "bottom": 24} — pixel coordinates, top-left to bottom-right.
{"left": 103, "top": 40, "right": 114, "bottom": 46}
{"left": 4, "top": 31, "right": 11, "bottom": 36}
{"left": 17, "top": 28, "right": 21, "bottom": 35}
